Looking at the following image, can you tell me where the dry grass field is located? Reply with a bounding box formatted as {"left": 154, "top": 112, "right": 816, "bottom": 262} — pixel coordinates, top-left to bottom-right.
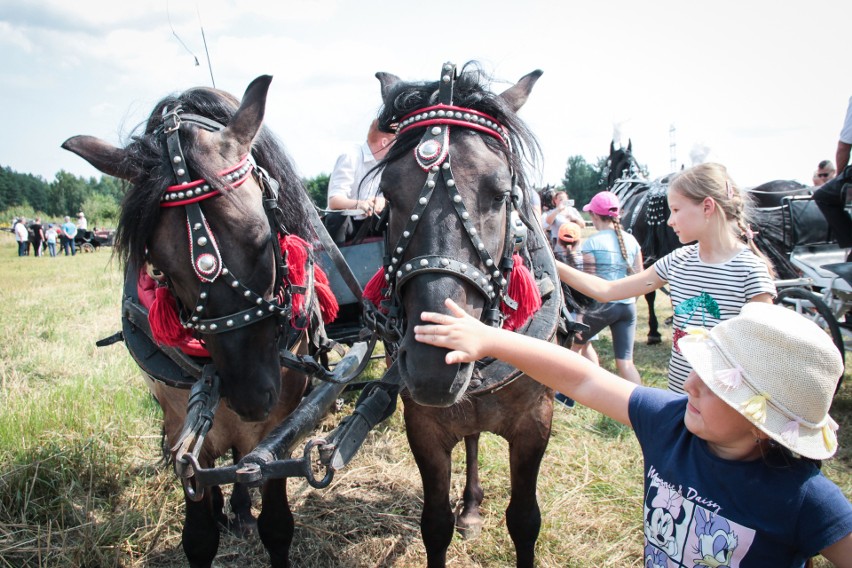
{"left": 1, "top": 233, "right": 849, "bottom": 567}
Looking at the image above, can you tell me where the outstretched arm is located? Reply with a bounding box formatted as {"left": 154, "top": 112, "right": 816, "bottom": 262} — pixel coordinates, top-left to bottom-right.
{"left": 415, "top": 298, "right": 637, "bottom": 425}
{"left": 555, "top": 259, "right": 664, "bottom": 302}
{"left": 836, "top": 140, "right": 851, "bottom": 173}
{"left": 821, "top": 532, "right": 852, "bottom": 567}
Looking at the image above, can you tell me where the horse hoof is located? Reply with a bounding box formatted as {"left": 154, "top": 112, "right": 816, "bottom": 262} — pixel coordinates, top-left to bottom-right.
{"left": 647, "top": 335, "right": 662, "bottom": 345}
{"left": 226, "top": 514, "right": 257, "bottom": 538}
{"left": 456, "top": 519, "right": 483, "bottom": 540}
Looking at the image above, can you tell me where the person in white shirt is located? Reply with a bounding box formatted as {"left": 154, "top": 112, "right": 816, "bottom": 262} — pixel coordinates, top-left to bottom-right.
{"left": 325, "top": 119, "right": 395, "bottom": 242}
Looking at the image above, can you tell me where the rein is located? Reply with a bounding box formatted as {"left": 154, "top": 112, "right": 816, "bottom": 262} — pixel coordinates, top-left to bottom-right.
{"left": 365, "top": 62, "right": 534, "bottom": 342}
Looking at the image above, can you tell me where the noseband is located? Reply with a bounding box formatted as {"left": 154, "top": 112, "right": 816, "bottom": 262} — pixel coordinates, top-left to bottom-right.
{"left": 377, "top": 62, "right": 524, "bottom": 335}
{"left": 155, "top": 107, "right": 292, "bottom": 334}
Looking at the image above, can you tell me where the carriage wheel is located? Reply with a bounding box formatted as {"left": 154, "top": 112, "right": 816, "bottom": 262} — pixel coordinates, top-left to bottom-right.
{"left": 774, "top": 287, "right": 845, "bottom": 390}
{"left": 80, "top": 242, "right": 95, "bottom": 253}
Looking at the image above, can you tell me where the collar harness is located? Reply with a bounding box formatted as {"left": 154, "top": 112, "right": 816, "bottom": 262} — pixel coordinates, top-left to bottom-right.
{"left": 370, "top": 62, "right": 526, "bottom": 341}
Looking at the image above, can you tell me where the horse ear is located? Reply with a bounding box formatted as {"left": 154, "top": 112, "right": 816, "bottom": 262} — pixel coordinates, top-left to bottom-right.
{"left": 627, "top": 139, "right": 632, "bottom": 152}
{"left": 610, "top": 140, "right": 616, "bottom": 154}
{"left": 375, "top": 72, "right": 401, "bottom": 102}
{"left": 61, "top": 135, "right": 136, "bottom": 181}
{"left": 223, "top": 75, "right": 272, "bottom": 149}
{"left": 498, "top": 70, "right": 543, "bottom": 112}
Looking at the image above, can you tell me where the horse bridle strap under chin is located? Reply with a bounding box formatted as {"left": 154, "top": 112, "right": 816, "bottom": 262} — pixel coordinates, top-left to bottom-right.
{"left": 380, "top": 62, "right": 518, "bottom": 330}
{"left": 155, "top": 106, "right": 292, "bottom": 335}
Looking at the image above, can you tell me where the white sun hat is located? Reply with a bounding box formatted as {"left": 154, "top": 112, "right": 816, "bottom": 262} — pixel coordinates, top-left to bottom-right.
{"left": 678, "top": 302, "right": 844, "bottom": 460}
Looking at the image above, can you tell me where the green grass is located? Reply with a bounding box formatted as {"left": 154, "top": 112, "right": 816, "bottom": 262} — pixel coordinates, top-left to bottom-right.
{"left": 0, "top": 233, "right": 849, "bottom": 567}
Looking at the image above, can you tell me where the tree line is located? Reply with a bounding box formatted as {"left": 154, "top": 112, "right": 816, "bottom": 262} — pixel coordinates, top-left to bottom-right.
{"left": 2, "top": 153, "right": 627, "bottom": 227}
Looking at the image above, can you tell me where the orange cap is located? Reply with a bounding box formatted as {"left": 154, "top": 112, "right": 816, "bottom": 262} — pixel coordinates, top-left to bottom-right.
{"left": 558, "top": 222, "right": 582, "bottom": 243}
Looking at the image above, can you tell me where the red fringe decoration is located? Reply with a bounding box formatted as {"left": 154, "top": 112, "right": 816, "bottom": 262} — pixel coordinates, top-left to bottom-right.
{"left": 363, "top": 268, "right": 388, "bottom": 312}
{"left": 149, "top": 284, "right": 192, "bottom": 346}
{"left": 501, "top": 254, "right": 542, "bottom": 331}
{"left": 279, "top": 234, "right": 339, "bottom": 323}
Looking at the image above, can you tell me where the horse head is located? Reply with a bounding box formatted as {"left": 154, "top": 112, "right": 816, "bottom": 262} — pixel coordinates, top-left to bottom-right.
{"left": 606, "top": 139, "right": 634, "bottom": 188}
{"left": 63, "top": 76, "right": 313, "bottom": 422}
{"left": 374, "top": 62, "right": 543, "bottom": 407}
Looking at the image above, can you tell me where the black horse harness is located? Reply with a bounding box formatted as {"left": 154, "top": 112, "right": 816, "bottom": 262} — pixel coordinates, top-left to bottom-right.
{"left": 156, "top": 107, "right": 296, "bottom": 334}
{"left": 368, "top": 62, "right": 527, "bottom": 341}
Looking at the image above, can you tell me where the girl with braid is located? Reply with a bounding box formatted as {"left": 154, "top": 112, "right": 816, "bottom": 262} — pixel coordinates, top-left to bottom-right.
{"left": 557, "top": 163, "right": 776, "bottom": 394}
{"left": 570, "top": 191, "right": 644, "bottom": 384}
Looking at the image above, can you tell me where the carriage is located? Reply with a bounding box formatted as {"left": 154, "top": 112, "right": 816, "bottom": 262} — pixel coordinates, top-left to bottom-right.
{"left": 74, "top": 227, "right": 115, "bottom": 252}
{"left": 754, "top": 192, "right": 851, "bottom": 363}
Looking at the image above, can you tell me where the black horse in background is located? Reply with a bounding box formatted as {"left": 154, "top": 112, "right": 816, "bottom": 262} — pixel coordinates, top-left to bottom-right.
{"left": 605, "top": 141, "right": 680, "bottom": 344}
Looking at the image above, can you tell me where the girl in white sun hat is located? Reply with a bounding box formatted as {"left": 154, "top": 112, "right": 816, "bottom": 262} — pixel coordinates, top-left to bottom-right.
{"left": 415, "top": 300, "right": 851, "bottom": 566}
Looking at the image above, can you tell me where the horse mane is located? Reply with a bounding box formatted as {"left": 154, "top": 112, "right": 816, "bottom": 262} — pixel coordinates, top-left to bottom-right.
{"left": 376, "top": 61, "right": 544, "bottom": 248}
{"left": 114, "top": 86, "right": 313, "bottom": 270}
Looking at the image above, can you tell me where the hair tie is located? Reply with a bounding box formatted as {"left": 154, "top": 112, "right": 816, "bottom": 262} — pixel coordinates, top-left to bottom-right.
{"left": 743, "top": 224, "right": 758, "bottom": 241}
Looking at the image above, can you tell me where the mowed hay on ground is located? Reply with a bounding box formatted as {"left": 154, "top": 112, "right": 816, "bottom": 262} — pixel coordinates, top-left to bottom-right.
{"left": 0, "top": 233, "right": 849, "bottom": 567}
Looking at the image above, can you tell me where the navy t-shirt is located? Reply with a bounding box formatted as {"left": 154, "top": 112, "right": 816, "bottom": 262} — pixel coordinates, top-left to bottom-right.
{"left": 629, "top": 387, "right": 852, "bottom": 567}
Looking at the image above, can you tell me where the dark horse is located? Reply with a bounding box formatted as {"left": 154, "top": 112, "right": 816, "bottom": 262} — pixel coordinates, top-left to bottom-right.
{"left": 62, "top": 76, "right": 323, "bottom": 567}
{"left": 605, "top": 141, "right": 680, "bottom": 344}
{"left": 370, "top": 62, "right": 564, "bottom": 567}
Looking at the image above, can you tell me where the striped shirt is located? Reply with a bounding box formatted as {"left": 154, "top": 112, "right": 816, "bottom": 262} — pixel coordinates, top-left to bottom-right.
{"left": 654, "top": 244, "right": 776, "bottom": 393}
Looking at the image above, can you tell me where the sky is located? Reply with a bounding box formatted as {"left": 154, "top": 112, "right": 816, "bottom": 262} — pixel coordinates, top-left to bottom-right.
{"left": 1, "top": 0, "right": 851, "bottom": 192}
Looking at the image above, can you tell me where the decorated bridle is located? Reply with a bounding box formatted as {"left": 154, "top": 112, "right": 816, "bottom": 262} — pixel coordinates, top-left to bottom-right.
{"left": 370, "top": 62, "right": 527, "bottom": 340}
{"left": 154, "top": 106, "right": 294, "bottom": 335}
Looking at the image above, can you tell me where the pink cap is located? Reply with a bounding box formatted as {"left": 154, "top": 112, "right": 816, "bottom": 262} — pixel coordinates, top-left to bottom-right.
{"left": 582, "top": 191, "right": 621, "bottom": 217}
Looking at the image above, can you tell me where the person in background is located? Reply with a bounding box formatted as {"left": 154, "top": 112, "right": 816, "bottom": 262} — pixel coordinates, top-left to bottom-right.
{"left": 414, "top": 300, "right": 852, "bottom": 567}
{"left": 30, "top": 217, "right": 45, "bottom": 257}
{"left": 60, "top": 215, "right": 78, "bottom": 256}
{"left": 554, "top": 221, "right": 583, "bottom": 265}
{"left": 555, "top": 163, "right": 776, "bottom": 394}
{"left": 76, "top": 212, "right": 88, "bottom": 231}
{"left": 13, "top": 217, "right": 28, "bottom": 257}
{"left": 813, "top": 160, "right": 836, "bottom": 187}
{"left": 542, "top": 189, "right": 585, "bottom": 247}
{"left": 326, "top": 119, "right": 395, "bottom": 242}
{"left": 813, "top": 97, "right": 852, "bottom": 261}
{"left": 570, "top": 191, "right": 643, "bottom": 384}
{"left": 45, "top": 223, "right": 58, "bottom": 257}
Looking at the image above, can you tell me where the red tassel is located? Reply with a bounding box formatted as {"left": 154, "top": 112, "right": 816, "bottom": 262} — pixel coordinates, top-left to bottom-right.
{"left": 501, "top": 254, "right": 541, "bottom": 331}
{"left": 279, "top": 234, "right": 340, "bottom": 324}
{"left": 149, "top": 285, "right": 191, "bottom": 346}
{"left": 363, "top": 267, "right": 388, "bottom": 312}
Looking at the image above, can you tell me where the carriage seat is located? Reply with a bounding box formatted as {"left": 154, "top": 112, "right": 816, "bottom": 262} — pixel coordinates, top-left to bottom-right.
{"left": 821, "top": 263, "right": 852, "bottom": 289}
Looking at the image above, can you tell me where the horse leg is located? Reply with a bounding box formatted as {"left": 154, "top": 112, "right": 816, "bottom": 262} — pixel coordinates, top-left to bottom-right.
{"left": 181, "top": 490, "right": 221, "bottom": 568}
{"left": 455, "top": 433, "right": 484, "bottom": 539}
{"left": 226, "top": 449, "right": 256, "bottom": 537}
{"left": 505, "top": 425, "right": 549, "bottom": 568}
{"left": 257, "top": 478, "right": 294, "bottom": 568}
{"left": 228, "top": 481, "right": 256, "bottom": 536}
{"left": 405, "top": 413, "right": 456, "bottom": 568}
{"left": 645, "top": 290, "right": 662, "bottom": 345}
